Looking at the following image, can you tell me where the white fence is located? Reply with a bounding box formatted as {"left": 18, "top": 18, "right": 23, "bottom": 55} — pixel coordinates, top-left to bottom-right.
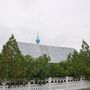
{"left": 0, "top": 77, "right": 90, "bottom": 90}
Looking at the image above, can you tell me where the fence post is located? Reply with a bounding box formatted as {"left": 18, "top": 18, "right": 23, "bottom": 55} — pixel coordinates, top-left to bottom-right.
{"left": 49, "top": 77, "right": 51, "bottom": 90}
{"left": 2, "top": 82, "right": 6, "bottom": 90}
{"left": 28, "top": 82, "right": 30, "bottom": 90}
{"left": 66, "top": 76, "right": 68, "bottom": 90}
{"left": 80, "top": 76, "right": 83, "bottom": 89}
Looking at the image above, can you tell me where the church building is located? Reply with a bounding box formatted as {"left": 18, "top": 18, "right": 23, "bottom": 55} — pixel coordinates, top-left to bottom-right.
{"left": 18, "top": 35, "right": 74, "bottom": 63}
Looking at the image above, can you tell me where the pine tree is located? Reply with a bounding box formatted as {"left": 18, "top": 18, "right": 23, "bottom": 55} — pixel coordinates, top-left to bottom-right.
{"left": 2, "top": 34, "right": 23, "bottom": 81}
{"left": 80, "top": 40, "right": 90, "bottom": 80}
{"left": 2, "top": 34, "right": 21, "bottom": 61}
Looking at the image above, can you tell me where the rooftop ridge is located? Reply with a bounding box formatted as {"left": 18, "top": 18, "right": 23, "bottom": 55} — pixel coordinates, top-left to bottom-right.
{"left": 17, "top": 41, "right": 74, "bottom": 50}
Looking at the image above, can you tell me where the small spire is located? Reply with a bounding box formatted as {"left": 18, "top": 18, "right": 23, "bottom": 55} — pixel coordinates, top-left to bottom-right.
{"left": 36, "top": 33, "right": 40, "bottom": 44}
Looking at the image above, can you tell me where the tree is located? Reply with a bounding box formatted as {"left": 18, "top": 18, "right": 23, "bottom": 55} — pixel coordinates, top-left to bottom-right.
{"left": 2, "top": 34, "right": 22, "bottom": 61}
{"left": 1, "top": 34, "right": 24, "bottom": 82}
{"left": 79, "top": 40, "right": 90, "bottom": 80}
{"left": 33, "top": 54, "right": 50, "bottom": 81}
{"left": 24, "top": 55, "right": 35, "bottom": 81}
{"left": 66, "top": 40, "right": 90, "bottom": 80}
{"left": 0, "top": 53, "right": 4, "bottom": 81}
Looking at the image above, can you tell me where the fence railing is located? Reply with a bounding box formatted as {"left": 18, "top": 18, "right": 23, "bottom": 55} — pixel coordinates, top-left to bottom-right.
{"left": 0, "top": 76, "right": 90, "bottom": 90}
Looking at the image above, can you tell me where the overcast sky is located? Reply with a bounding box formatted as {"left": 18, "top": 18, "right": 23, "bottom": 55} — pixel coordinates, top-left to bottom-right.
{"left": 0, "top": 0, "right": 89, "bottom": 50}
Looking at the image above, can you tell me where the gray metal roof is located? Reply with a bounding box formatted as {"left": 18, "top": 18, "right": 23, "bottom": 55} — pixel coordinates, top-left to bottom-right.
{"left": 18, "top": 42, "right": 74, "bottom": 63}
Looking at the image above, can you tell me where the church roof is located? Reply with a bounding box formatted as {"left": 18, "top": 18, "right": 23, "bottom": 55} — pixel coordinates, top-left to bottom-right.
{"left": 18, "top": 42, "right": 74, "bottom": 63}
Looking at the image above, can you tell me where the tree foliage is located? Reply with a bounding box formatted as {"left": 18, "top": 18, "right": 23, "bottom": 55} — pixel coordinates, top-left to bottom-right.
{"left": 66, "top": 40, "right": 90, "bottom": 79}
{"left": 0, "top": 35, "right": 90, "bottom": 85}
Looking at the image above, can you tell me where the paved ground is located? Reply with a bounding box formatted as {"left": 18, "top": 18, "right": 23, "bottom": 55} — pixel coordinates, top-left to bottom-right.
{"left": 79, "top": 88, "right": 90, "bottom": 90}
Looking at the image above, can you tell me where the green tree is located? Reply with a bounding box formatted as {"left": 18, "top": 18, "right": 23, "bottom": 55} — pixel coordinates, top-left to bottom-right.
{"left": 33, "top": 54, "right": 50, "bottom": 80}
{"left": 24, "top": 55, "right": 35, "bottom": 81}
{"left": 67, "top": 40, "right": 90, "bottom": 80}
{"left": 1, "top": 34, "right": 24, "bottom": 82}
{"left": 79, "top": 40, "right": 90, "bottom": 80}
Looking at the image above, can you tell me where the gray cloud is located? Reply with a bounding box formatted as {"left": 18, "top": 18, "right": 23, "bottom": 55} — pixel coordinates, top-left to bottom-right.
{"left": 0, "top": 0, "right": 89, "bottom": 51}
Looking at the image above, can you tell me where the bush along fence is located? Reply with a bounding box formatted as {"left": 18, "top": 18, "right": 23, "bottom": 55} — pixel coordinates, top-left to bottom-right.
{"left": 0, "top": 76, "right": 90, "bottom": 90}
